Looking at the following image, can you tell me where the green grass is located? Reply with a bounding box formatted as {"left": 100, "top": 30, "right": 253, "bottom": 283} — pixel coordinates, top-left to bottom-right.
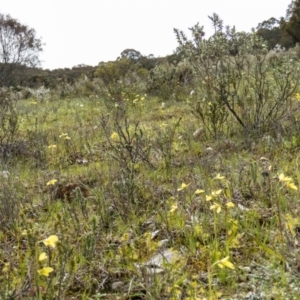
{"left": 1, "top": 94, "right": 300, "bottom": 300}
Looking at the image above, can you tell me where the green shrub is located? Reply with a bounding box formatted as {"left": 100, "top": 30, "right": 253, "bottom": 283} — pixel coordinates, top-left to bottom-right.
{"left": 175, "top": 13, "right": 300, "bottom": 137}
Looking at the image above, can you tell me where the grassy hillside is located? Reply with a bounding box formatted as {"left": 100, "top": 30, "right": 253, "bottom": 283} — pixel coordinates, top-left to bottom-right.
{"left": 1, "top": 89, "right": 300, "bottom": 300}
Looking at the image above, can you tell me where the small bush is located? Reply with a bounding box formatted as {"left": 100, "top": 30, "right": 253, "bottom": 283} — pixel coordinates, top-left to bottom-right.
{"left": 175, "top": 14, "right": 300, "bottom": 137}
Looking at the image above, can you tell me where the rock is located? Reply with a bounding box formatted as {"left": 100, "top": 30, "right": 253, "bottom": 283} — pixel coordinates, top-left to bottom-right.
{"left": 193, "top": 127, "right": 205, "bottom": 140}
{"left": 111, "top": 281, "right": 124, "bottom": 291}
{"left": 259, "top": 157, "right": 269, "bottom": 162}
{"left": 0, "top": 171, "right": 10, "bottom": 179}
{"left": 206, "top": 145, "right": 213, "bottom": 151}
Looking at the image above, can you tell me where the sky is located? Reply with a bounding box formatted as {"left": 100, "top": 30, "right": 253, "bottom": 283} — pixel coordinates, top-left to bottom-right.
{"left": 1, "top": 0, "right": 292, "bottom": 70}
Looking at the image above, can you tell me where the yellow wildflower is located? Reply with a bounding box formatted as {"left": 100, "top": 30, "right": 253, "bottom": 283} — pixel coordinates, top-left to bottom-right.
{"left": 226, "top": 201, "right": 235, "bottom": 208}
{"left": 59, "top": 133, "right": 68, "bottom": 138}
{"left": 287, "top": 182, "right": 298, "bottom": 190}
{"left": 210, "top": 202, "right": 222, "bottom": 213}
{"left": 279, "top": 173, "right": 298, "bottom": 190}
{"left": 279, "top": 173, "right": 293, "bottom": 182}
{"left": 214, "top": 173, "right": 225, "bottom": 180}
{"left": 177, "top": 183, "right": 190, "bottom": 191}
{"left": 213, "top": 256, "right": 235, "bottom": 269}
{"left": 194, "top": 189, "right": 205, "bottom": 195}
{"left": 110, "top": 132, "right": 119, "bottom": 141}
{"left": 43, "top": 235, "right": 59, "bottom": 248}
{"left": 169, "top": 203, "right": 178, "bottom": 213}
{"left": 206, "top": 195, "right": 213, "bottom": 201}
{"left": 212, "top": 189, "right": 222, "bottom": 196}
{"left": 206, "top": 189, "right": 222, "bottom": 201}
{"left": 38, "top": 267, "right": 54, "bottom": 277}
{"left": 46, "top": 179, "right": 57, "bottom": 186}
{"left": 38, "top": 252, "right": 48, "bottom": 261}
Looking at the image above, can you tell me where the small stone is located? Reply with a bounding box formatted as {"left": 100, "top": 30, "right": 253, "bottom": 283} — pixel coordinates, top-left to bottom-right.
{"left": 0, "top": 171, "right": 10, "bottom": 179}
{"left": 111, "top": 281, "right": 124, "bottom": 291}
{"left": 193, "top": 128, "right": 205, "bottom": 140}
{"left": 240, "top": 266, "right": 252, "bottom": 273}
{"left": 259, "top": 156, "right": 269, "bottom": 162}
{"left": 76, "top": 158, "right": 88, "bottom": 164}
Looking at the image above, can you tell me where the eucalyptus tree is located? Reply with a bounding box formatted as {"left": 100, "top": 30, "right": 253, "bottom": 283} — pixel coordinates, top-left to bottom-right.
{"left": 0, "top": 13, "right": 43, "bottom": 87}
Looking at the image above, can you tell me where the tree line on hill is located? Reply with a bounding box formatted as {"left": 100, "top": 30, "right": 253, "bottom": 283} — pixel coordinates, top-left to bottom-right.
{"left": 256, "top": 0, "right": 300, "bottom": 49}
{"left": 1, "top": 0, "right": 300, "bottom": 91}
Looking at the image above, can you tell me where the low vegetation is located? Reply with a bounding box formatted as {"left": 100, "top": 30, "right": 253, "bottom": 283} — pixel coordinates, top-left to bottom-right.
{"left": 2, "top": 7, "right": 300, "bottom": 300}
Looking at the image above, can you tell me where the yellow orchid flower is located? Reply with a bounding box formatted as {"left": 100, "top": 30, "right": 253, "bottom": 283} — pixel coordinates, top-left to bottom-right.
{"left": 214, "top": 173, "right": 225, "bottom": 180}
{"left": 226, "top": 201, "right": 235, "bottom": 208}
{"left": 169, "top": 203, "right": 178, "bottom": 213}
{"left": 194, "top": 189, "right": 205, "bottom": 195}
{"left": 43, "top": 235, "right": 59, "bottom": 248}
{"left": 38, "top": 252, "right": 48, "bottom": 261}
{"left": 279, "top": 173, "right": 293, "bottom": 183}
{"left": 287, "top": 182, "right": 298, "bottom": 190}
{"left": 110, "top": 132, "right": 119, "bottom": 141}
{"left": 177, "top": 182, "right": 190, "bottom": 191}
{"left": 38, "top": 267, "right": 54, "bottom": 277}
{"left": 210, "top": 202, "right": 222, "bottom": 213}
{"left": 213, "top": 256, "right": 235, "bottom": 269}
{"left": 46, "top": 179, "right": 57, "bottom": 186}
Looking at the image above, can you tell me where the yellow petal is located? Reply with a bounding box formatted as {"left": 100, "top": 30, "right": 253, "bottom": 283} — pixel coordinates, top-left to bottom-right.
{"left": 38, "top": 252, "right": 48, "bottom": 261}
{"left": 219, "top": 256, "right": 235, "bottom": 269}
{"left": 210, "top": 203, "right": 221, "bottom": 213}
{"left": 110, "top": 132, "right": 119, "bottom": 141}
{"left": 46, "top": 179, "right": 57, "bottom": 186}
{"left": 169, "top": 204, "right": 178, "bottom": 213}
{"left": 43, "top": 235, "right": 59, "bottom": 248}
{"left": 38, "top": 267, "right": 54, "bottom": 277}
{"left": 214, "top": 173, "right": 225, "bottom": 180}
{"left": 210, "top": 204, "right": 216, "bottom": 210}
{"left": 211, "top": 189, "right": 222, "bottom": 197}
{"left": 177, "top": 183, "right": 190, "bottom": 191}
{"left": 206, "top": 195, "right": 213, "bottom": 201}
{"left": 279, "top": 173, "right": 293, "bottom": 182}
{"left": 287, "top": 182, "right": 298, "bottom": 190}
{"left": 214, "top": 189, "right": 222, "bottom": 195}
{"left": 222, "top": 260, "right": 235, "bottom": 269}
{"left": 194, "top": 189, "right": 205, "bottom": 195}
{"left": 226, "top": 201, "right": 235, "bottom": 208}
